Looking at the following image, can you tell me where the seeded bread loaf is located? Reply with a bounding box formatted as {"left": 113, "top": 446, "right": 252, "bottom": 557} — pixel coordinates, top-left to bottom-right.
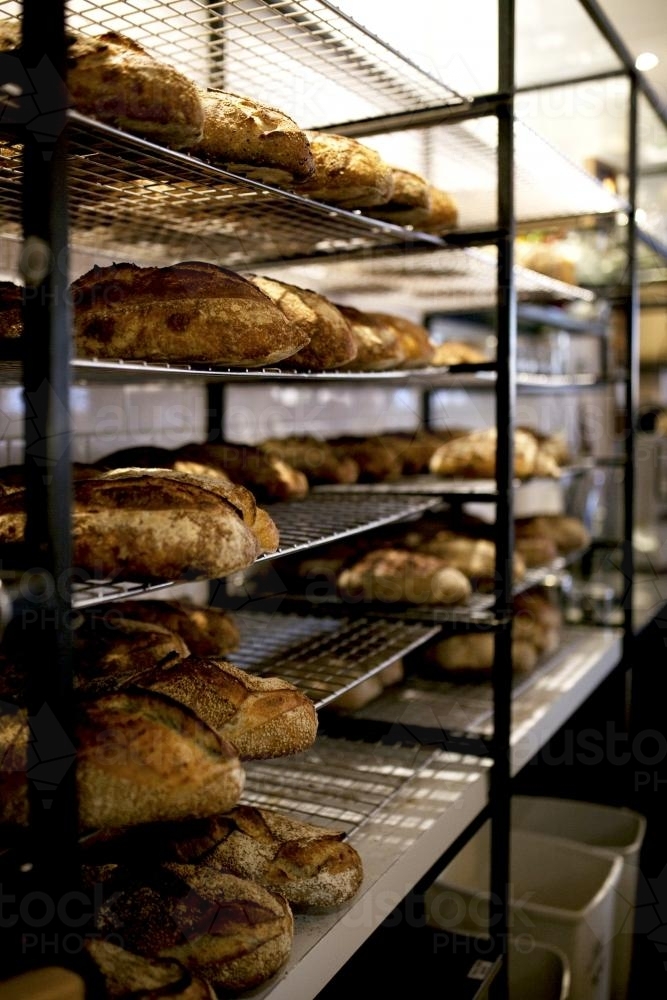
{"left": 72, "top": 261, "right": 308, "bottom": 366}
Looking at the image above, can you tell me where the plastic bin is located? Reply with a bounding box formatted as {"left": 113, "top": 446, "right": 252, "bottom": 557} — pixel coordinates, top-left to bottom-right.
{"left": 512, "top": 796, "right": 646, "bottom": 1000}
{"left": 424, "top": 823, "right": 623, "bottom": 1000}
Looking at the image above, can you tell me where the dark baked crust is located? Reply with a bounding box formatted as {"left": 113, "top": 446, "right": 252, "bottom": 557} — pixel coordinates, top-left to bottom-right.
{"left": 72, "top": 261, "right": 308, "bottom": 366}
{"left": 98, "top": 599, "right": 241, "bottom": 659}
{"left": 175, "top": 442, "right": 309, "bottom": 502}
{"left": 0, "top": 281, "right": 22, "bottom": 339}
{"left": 296, "top": 132, "right": 394, "bottom": 209}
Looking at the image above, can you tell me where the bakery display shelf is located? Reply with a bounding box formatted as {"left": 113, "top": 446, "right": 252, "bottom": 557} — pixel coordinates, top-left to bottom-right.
{"left": 63, "top": 0, "right": 465, "bottom": 131}
{"left": 428, "top": 301, "right": 609, "bottom": 337}
{"left": 241, "top": 736, "right": 490, "bottom": 1000}
{"left": 230, "top": 609, "right": 440, "bottom": 709}
{"left": 316, "top": 626, "right": 621, "bottom": 777}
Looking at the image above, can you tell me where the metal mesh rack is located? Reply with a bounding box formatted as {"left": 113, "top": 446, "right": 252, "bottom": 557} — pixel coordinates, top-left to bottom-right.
{"left": 231, "top": 609, "right": 440, "bottom": 707}
{"left": 241, "top": 734, "right": 440, "bottom": 833}
{"left": 56, "top": 0, "right": 465, "bottom": 129}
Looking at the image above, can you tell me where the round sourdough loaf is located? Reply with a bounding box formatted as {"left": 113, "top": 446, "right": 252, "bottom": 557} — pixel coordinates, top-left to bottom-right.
{"left": 335, "top": 304, "right": 407, "bottom": 371}
{"left": 0, "top": 19, "right": 204, "bottom": 149}
{"left": 247, "top": 274, "right": 358, "bottom": 370}
{"left": 91, "top": 864, "right": 293, "bottom": 993}
{"left": 98, "top": 598, "right": 241, "bottom": 659}
{"left": 364, "top": 312, "right": 435, "bottom": 369}
{"left": 295, "top": 132, "right": 394, "bottom": 209}
{"left": 83, "top": 938, "right": 216, "bottom": 999}
{"left": 72, "top": 261, "right": 309, "bottom": 366}
{"left": 192, "top": 88, "right": 315, "bottom": 186}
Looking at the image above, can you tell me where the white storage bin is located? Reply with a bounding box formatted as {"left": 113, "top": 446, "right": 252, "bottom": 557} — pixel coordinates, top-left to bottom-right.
{"left": 512, "top": 796, "right": 646, "bottom": 1000}
{"left": 424, "top": 823, "right": 623, "bottom": 1000}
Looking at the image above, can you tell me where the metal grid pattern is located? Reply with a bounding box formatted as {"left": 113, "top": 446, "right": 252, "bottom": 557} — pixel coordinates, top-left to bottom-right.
{"left": 231, "top": 609, "right": 440, "bottom": 707}
{"left": 56, "top": 0, "right": 464, "bottom": 129}
{"left": 241, "top": 734, "right": 438, "bottom": 833}
{"left": 0, "top": 119, "right": 444, "bottom": 270}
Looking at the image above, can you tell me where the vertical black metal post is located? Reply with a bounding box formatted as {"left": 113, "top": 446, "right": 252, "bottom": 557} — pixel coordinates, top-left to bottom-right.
{"left": 19, "top": 0, "right": 79, "bottom": 968}
{"left": 206, "top": 382, "right": 226, "bottom": 442}
{"left": 490, "top": 0, "right": 516, "bottom": 992}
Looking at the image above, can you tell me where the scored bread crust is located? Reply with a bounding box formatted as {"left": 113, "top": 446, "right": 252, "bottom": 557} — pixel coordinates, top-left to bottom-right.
{"left": 92, "top": 863, "right": 293, "bottom": 993}
{"left": 72, "top": 261, "right": 309, "bottom": 366}
{"left": 0, "top": 691, "right": 245, "bottom": 831}
{"left": 337, "top": 548, "right": 472, "bottom": 606}
{"left": 193, "top": 88, "right": 315, "bottom": 186}
{"left": 364, "top": 312, "right": 435, "bottom": 369}
{"left": 139, "top": 657, "right": 318, "bottom": 761}
{"left": 96, "top": 599, "right": 241, "bottom": 659}
{"left": 296, "top": 132, "right": 395, "bottom": 209}
{"left": 429, "top": 428, "right": 546, "bottom": 480}
{"left": 335, "top": 304, "right": 407, "bottom": 371}
{"left": 83, "top": 938, "right": 216, "bottom": 999}
{"left": 0, "top": 19, "right": 204, "bottom": 150}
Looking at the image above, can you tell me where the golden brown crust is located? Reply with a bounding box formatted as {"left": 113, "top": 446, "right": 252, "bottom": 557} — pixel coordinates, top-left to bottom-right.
{"left": 335, "top": 305, "right": 407, "bottom": 371}
{"left": 192, "top": 88, "right": 315, "bottom": 186}
{"left": 420, "top": 185, "right": 459, "bottom": 233}
{"left": 295, "top": 132, "right": 394, "bottom": 209}
{"left": 427, "top": 633, "right": 538, "bottom": 678}
{"left": 139, "top": 657, "right": 318, "bottom": 760}
{"left": 364, "top": 312, "right": 435, "bottom": 369}
{"left": 429, "top": 428, "right": 552, "bottom": 480}
{"left": 514, "top": 515, "right": 590, "bottom": 554}
{"left": 514, "top": 535, "right": 559, "bottom": 567}
{"left": 259, "top": 436, "right": 359, "bottom": 486}
{"left": 175, "top": 442, "right": 309, "bottom": 502}
{"left": 96, "top": 599, "right": 241, "bottom": 659}
{"left": 83, "top": 938, "right": 216, "bottom": 999}
{"left": 92, "top": 864, "right": 293, "bottom": 993}
{"left": 337, "top": 548, "right": 472, "bottom": 605}
{"left": 415, "top": 534, "right": 526, "bottom": 587}
{"left": 0, "top": 691, "right": 245, "bottom": 832}
{"left": 72, "top": 261, "right": 308, "bottom": 366}
{"left": 431, "top": 340, "right": 490, "bottom": 366}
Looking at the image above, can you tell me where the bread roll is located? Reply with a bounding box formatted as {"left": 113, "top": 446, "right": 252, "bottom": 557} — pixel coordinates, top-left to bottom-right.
{"left": 0, "top": 21, "right": 204, "bottom": 149}
{"left": 72, "top": 261, "right": 309, "bottom": 366}
{"left": 364, "top": 312, "right": 435, "bottom": 369}
{"left": 247, "top": 276, "right": 358, "bottom": 370}
{"left": 83, "top": 938, "right": 216, "bottom": 999}
{"left": 0, "top": 691, "right": 245, "bottom": 832}
{"left": 260, "top": 435, "right": 359, "bottom": 485}
{"left": 192, "top": 88, "right": 315, "bottom": 186}
{"left": 429, "top": 428, "right": 553, "bottom": 480}
{"left": 97, "top": 599, "right": 240, "bottom": 659}
{"left": 337, "top": 548, "right": 471, "bottom": 606}
{"left": 175, "top": 441, "right": 309, "bottom": 502}
{"left": 91, "top": 864, "right": 293, "bottom": 993}
{"left": 514, "top": 515, "right": 590, "bottom": 554}
{"left": 431, "top": 341, "right": 489, "bottom": 366}
{"left": 139, "top": 656, "right": 318, "bottom": 760}
{"left": 427, "top": 633, "right": 538, "bottom": 677}
{"left": 295, "top": 131, "right": 394, "bottom": 208}
{"left": 336, "top": 304, "right": 407, "bottom": 371}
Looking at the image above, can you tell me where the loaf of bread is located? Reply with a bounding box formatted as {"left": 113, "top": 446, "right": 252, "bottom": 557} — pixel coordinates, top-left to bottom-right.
{"left": 419, "top": 185, "right": 460, "bottom": 233}
{"left": 247, "top": 276, "right": 358, "bottom": 370}
{"left": 514, "top": 535, "right": 559, "bottom": 567}
{"left": 326, "top": 435, "right": 404, "bottom": 483}
{"left": 90, "top": 863, "right": 293, "bottom": 993}
{"left": 431, "top": 340, "right": 490, "bottom": 366}
{"left": 426, "top": 632, "right": 539, "bottom": 678}
{"left": 97, "top": 598, "right": 241, "bottom": 659}
{"left": 74, "top": 616, "right": 189, "bottom": 696}
{"left": 0, "top": 690, "right": 245, "bottom": 832}
{"left": 138, "top": 657, "right": 318, "bottom": 760}
{"left": 0, "top": 20, "right": 204, "bottom": 150}
{"left": 375, "top": 430, "right": 447, "bottom": 475}
{"left": 259, "top": 435, "right": 359, "bottom": 485}
{"left": 367, "top": 167, "right": 431, "bottom": 227}
{"left": 337, "top": 548, "right": 471, "bottom": 605}
{"left": 415, "top": 533, "right": 527, "bottom": 589}
{"left": 514, "top": 514, "right": 590, "bottom": 554}
{"left": 175, "top": 441, "right": 309, "bottom": 502}
{"left": 191, "top": 88, "right": 315, "bottom": 187}
{"left": 83, "top": 938, "right": 216, "bottom": 999}
{"left": 429, "top": 428, "right": 560, "bottom": 480}
{"left": 336, "top": 304, "right": 407, "bottom": 371}
{"left": 364, "top": 312, "right": 435, "bottom": 369}
{"left": 72, "top": 261, "right": 309, "bottom": 366}
{"left": 329, "top": 659, "right": 405, "bottom": 712}
{"left": 295, "top": 131, "right": 394, "bottom": 208}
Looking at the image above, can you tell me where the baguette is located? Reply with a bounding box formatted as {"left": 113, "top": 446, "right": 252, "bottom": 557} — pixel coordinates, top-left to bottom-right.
{"left": 138, "top": 657, "right": 318, "bottom": 760}
{"left": 72, "top": 261, "right": 309, "bottom": 366}
{"left": 83, "top": 939, "right": 216, "bottom": 999}
{"left": 0, "top": 20, "right": 204, "bottom": 150}
{"left": 98, "top": 599, "right": 241, "bottom": 658}
{"left": 90, "top": 864, "right": 293, "bottom": 993}
{"left": 192, "top": 88, "right": 315, "bottom": 187}
{"left": 337, "top": 548, "right": 472, "bottom": 606}
{"left": 0, "top": 691, "right": 245, "bottom": 832}
{"left": 295, "top": 132, "right": 394, "bottom": 209}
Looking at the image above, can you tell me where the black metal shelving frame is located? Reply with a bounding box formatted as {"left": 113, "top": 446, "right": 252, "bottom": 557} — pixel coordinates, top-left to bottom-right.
{"left": 0, "top": 0, "right": 665, "bottom": 996}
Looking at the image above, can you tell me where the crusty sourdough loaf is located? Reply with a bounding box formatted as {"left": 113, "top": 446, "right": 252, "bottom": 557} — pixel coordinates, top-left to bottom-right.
{"left": 514, "top": 535, "right": 559, "bottom": 567}
{"left": 247, "top": 275, "right": 358, "bottom": 371}
{"left": 191, "top": 88, "right": 315, "bottom": 186}
{"left": 419, "top": 185, "right": 460, "bottom": 233}
{"left": 175, "top": 441, "right": 309, "bottom": 502}
{"left": 0, "top": 19, "right": 204, "bottom": 150}
{"left": 97, "top": 598, "right": 241, "bottom": 659}
{"left": 431, "top": 340, "right": 490, "bottom": 366}
{"left": 335, "top": 304, "right": 407, "bottom": 371}
{"left": 72, "top": 261, "right": 309, "bottom": 366}
{"left": 415, "top": 533, "right": 526, "bottom": 589}
{"left": 326, "top": 435, "right": 404, "bottom": 483}
{"left": 429, "top": 428, "right": 558, "bottom": 480}
{"left": 295, "top": 132, "right": 394, "bottom": 209}
{"left": 426, "top": 633, "right": 539, "bottom": 678}
{"left": 83, "top": 938, "right": 216, "bottom": 999}
{"left": 367, "top": 166, "right": 430, "bottom": 225}
{"left": 90, "top": 863, "right": 293, "bottom": 993}
{"left": 337, "top": 548, "right": 472, "bottom": 606}
{"left": 514, "top": 514, "right": 590, "bottom": 554}
{"left": 93, "top": 805, "right": 363, "bottom": 913}
{"left": 138, "top": 657, "right": 318, "bottom": 761}
{"left": 0, "top": 691, "right": 245, "bottom": 832}
{"left": 259, "top": 435, "right": 359, "bottom": 486}
{"left": 363, "top": 312, "right": 435, "bottom": 369}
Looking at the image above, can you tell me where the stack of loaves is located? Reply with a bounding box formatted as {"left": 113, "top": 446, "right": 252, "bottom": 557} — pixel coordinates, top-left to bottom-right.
{"left": 0, "top": 598, "right": 365, "bottom": 996}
